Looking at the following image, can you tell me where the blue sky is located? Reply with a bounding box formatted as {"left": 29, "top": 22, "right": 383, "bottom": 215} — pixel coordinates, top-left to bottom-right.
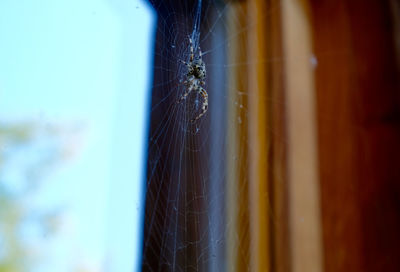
{"left": 0, "top": 0, "right": 155, "bottom": 271}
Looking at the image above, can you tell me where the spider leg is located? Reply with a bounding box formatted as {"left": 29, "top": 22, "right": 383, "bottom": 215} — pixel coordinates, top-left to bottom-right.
{"left": 189, "top": 38, "right": 194, "bottom": 62}
{"left": 179, "top": 59, "right": 192, "bottom": 69}
{"left": 177, "top": 83, "right": 194, "bottom": 104}
{"left": 190, "top": 87, "right": 208, "bottom": 122}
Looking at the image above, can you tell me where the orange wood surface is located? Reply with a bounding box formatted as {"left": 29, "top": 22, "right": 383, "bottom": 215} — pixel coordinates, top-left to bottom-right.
{"left": 310, "top": 1, "right": 400, "bottom": 271}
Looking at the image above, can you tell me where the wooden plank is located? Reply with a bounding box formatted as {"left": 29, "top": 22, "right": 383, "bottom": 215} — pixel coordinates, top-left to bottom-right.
{"left": 247, "top": 0, "right": 271, "bottom": 270}
{"left": 281, "top": 1, "right": 323, "bottom": 271}
{"left": 310, "top": 0, "right": 400, "bottom": 271}
{"left": 267, "top": 1, "right": 290, "bottom": 271}
{"left": 225, "top": 2, "right": 251, "bottom": 271}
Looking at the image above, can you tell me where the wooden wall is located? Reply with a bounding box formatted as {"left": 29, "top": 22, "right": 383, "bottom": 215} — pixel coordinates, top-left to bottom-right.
{"left": 310, "top": 0, "right": 400, "bottom": 271}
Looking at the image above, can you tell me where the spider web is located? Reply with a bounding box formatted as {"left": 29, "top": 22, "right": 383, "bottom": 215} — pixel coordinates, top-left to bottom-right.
{"left": 142, "top": 1, "right": 285, "bottom": 271}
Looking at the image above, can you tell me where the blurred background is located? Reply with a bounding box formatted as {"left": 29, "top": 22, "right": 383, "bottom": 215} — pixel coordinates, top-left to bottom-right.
{"left": 0, "top": 0, "right": 154, "bottom": 271}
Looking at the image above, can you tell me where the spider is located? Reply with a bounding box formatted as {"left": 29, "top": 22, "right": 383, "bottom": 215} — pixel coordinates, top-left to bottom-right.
{"left": 177, "top": 37, "right": 208, "bottom": 122}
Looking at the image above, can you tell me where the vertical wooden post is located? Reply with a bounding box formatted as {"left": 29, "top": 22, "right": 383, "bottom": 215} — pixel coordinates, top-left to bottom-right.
{"left": 281, "top": 1, "right": 323, "bottom": 272}
{"left": 226, "top": 2, "right": 250, "bottom": 271}
{"left": 247, "top": 0, "right": 270, "bottom": 271}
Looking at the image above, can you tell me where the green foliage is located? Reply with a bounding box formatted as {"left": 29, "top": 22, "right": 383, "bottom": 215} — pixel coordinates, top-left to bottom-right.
{"left": 0, "top": 122, "right": 63, "bottom": 272}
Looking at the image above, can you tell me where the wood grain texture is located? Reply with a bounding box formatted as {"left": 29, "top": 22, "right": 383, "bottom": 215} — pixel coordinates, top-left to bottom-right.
{"left": 281, "top": 0, "right": 323, "bottom": 271}
{"left": 310, "top": 0, "right": 400, "bottom": 271}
